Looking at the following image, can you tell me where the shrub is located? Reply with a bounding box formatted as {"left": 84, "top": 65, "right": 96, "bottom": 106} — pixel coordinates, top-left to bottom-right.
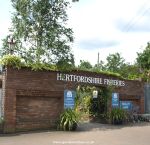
{"left": 0, "top": 55, "right": 22, "bottom": 69}
{"left": 110, "top": 108, "right": 127, "bottom": 124}
{"left": 58, "top": 109, "right": 79, "bottom": 131}
{"left": 126, "top": 113, "right": 150, "bottom": 123}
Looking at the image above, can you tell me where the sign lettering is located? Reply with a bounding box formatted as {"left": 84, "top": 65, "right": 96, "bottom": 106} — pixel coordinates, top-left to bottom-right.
{"left": 57, "top": 73, "right": 125, "bottom": 87}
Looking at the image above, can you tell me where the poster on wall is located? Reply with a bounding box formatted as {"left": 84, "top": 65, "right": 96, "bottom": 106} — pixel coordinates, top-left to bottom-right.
{"left": 64, "top": 90, "right": 75, "bottom": 109}
{"left": 112, "top": 93, "right": 119, "bottom": 108}
{"left": 120, "top": 101, "right": 132, "bottom": 111}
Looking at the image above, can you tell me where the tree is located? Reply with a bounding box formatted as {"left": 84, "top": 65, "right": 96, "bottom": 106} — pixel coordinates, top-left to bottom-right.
{"left": 137, "top": 42, "right": 150, "bottom": 70}
{"left": 94, "top": 60, "right": 105, "bottom": 71}
{"left": 2, "top": 0, "right": 74, "bottom": 66}
{"left": 136, "top": 42, "right": 150, "bottom": 82}
{"left": 119, "top": 63, "right": 141, "bottom": 79}
{"left": 78, "top": 60, "right": 93, "bottom": 70}
{"left": 105, "top": 53, "right": 125, "bottom": 73}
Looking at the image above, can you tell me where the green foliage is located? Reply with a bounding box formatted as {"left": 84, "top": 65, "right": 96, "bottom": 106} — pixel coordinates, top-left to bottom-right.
{"left": 0, "top": 55, "right": 74, "bottom": 71}
{"left": 110, "top": 108, "right": 127, "bottom": 124}
{"left": 136, "top": 42, "right": 150, "bottom": 81}
{"left": 93, "top": 53, "right": 142, "bottom": 80}
{"left": 75, "top": 67, "right": 124, "bottom": 79}
{"left": 56, "top": 55, "right": 75, "bottom": 71}
{"left": 3, "top": 0, "right": 75, "bottom": 65}
{"left": 75, "top": 86, "right": 94, "bottom": 114}
{"left": 0, "top": 54, "right": 125, "bottom": 79}
{"left": 89, "top": 86, "right": 113, "bottom": 122}
{"left": 137, "top": 42, "right": 150, "bottom": 70}
{"left": 75, "top": 86, "right": 95, "bottom": 121}
{"left": 27, "top": 62, "right": 57, "bottom": 71}
{"left": 96, "top": 70, "right": 123, "bottom": 79}
{"left": 58, "top": 109, "right": 79, "bottom": 131}
{"left": 91, "top": 87, "right": 113, "bottom": 123}
{"left": 78, "top": 60, "right": 93, "bottom": 70}
{"left": 141, "top": 70, "right": 150, "bottom": 82}
{"left": 80, "top": 95, "right": 91, "bottom": 114}
{"left": 93, "top": 52, "right": 142, "bottom": 80}
{"left": 94, "top": 60, "right": 105, "bottom": 71}
{"left": 0, "top": 55, "right": 23, "bottom": 69}
{"left": 119, "top": 63, "right": 141, "bottom": 80}
{"left": 97, "top": 86, "right": 113, "bottom": 114}
{"left": 105, "top": 53, "right": 125, "bottom": 73}
{"left": 75, "top": 85, "right": 113, "bottom": 122}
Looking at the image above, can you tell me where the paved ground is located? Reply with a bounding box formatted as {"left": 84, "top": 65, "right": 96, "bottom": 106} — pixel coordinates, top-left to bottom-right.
{"left": 0, "top": 122, "right": 150, "bottom": 145}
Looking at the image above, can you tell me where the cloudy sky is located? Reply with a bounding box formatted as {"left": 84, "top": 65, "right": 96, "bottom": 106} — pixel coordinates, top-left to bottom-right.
{"left": 1, "top": 0, "right": 150, "bottom": 65}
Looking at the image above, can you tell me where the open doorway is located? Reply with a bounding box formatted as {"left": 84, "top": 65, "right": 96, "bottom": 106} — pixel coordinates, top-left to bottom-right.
{"left": 75, "top": 85, "right": 112, "bottom": 123}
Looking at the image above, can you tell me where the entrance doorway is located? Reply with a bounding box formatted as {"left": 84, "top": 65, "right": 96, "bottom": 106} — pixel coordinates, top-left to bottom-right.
{"left": 75, "top": 85, "right": 112, "bottom": 123}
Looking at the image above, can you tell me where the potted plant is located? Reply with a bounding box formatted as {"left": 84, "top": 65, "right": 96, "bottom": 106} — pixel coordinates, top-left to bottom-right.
{"left": 110, "top": 108, "right": 127, "bottom": 125}
{"left": 58, "top": 109, "right": 79, "bottom": 131}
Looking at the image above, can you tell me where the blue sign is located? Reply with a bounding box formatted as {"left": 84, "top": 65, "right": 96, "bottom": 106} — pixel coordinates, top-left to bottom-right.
{"left": 112, "top": 93, "right": 119, "bottom": 108}
{"left": 64, "top": 90, "right": 75, "bottom": 109}
{"left": 120, "top": 101, "right": 132, "bottom": 110}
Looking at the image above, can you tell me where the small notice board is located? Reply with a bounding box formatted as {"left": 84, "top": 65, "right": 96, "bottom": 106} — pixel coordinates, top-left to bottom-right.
{"left": 112, "top": 93, "right": 119, "bottom": 108}
{"left": 64, "top": 90, "right": 75, "bottom": 109}
{"left": 120, "top": 101, "right": 132, "bottom": 110}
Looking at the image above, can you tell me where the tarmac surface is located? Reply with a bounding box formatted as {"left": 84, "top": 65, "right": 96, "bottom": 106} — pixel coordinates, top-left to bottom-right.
{"left": 0, "top": 122, "right": 150, "bottom": 145}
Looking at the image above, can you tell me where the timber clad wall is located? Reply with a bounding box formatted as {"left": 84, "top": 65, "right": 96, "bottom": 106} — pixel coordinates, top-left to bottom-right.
{"left": 3, "top": 67, "right": 145, "bottom": 133}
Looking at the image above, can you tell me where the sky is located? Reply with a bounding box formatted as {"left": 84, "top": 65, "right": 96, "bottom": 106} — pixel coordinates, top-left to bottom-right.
{"left": 1, "top": 0, "right": 150, "bottom": 65}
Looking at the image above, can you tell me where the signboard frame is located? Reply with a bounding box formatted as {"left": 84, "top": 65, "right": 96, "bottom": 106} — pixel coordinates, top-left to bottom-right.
{"left": 120, "top": 101, "right": 132, "bottom": 111}
{"left": 64, "top": 90, "right": 75, "bottom": 109}
{"left": 112, "top": 93, "right": 119, "bottom": 108}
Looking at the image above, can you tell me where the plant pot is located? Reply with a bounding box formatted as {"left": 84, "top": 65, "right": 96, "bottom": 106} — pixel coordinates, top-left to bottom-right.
{"left": 113, "top": 119, "right": 123, "bottom": 125}
{"left": 65, "top": 122, "right": 77, "bottom": 131}
{"left": 70, "top": 123, "right": 77, "bottom": 131}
